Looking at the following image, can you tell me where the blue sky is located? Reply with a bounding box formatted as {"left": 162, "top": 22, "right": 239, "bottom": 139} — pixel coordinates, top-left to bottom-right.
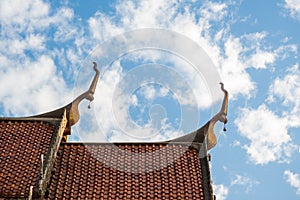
{"left": 0, "top": 0, "right": 300, "bottom": 199}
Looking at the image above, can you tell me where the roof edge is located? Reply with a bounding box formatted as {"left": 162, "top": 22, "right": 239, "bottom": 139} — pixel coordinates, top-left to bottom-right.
{"left": 200, "top": 155, "right": 214, "bottom": 200}
{"left": 33, "top": 110, "right": 68, "bottom": 197}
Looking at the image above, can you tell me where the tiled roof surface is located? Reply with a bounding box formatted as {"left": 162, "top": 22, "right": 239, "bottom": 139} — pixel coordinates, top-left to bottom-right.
{"left": 46, "top": 143, "right": 208, "bottom": 200}
{"left": 0, "top": 120, "right": 56, "bottom": 198}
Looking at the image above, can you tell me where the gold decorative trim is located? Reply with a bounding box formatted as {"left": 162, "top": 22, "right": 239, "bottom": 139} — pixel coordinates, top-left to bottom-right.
{"left": 206, "top": 82, "right": 228, "bottom": 150}
{"left": 69, "top": 62, "right": 100, "bottom": 126}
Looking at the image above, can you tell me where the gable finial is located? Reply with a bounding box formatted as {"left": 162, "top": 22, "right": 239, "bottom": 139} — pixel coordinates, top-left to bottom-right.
{"left": 68, "top": 62, "right": 100, "bottom": 126}
{"left": 205, "top": 82, "right": 228, "bottom": 150}
{"left": 218, "top": 82, "right": 228, "bottom": 124}
{"left": 169, "top": 82, "right": 229, "bottom": 151}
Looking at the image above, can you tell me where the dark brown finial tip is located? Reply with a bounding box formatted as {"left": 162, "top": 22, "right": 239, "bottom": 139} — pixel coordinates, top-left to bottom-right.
{"left": 93, "top": 62, "right": 100, "bottom": 74}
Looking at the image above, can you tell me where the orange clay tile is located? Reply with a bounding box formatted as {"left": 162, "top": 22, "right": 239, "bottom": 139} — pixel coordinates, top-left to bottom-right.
{"left": 46, "top": 143, "right": 210, "bottom": 200}
{"left": 0, "top": 120, "right": 56, "bottom": 198}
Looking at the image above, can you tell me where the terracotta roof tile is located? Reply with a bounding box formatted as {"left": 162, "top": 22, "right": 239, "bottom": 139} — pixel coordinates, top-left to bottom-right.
{"left": 0, "top": 120, "right": 56, "bottom": 198}
{"left": 46, "top": 143, "right": 207, "bottom": 199}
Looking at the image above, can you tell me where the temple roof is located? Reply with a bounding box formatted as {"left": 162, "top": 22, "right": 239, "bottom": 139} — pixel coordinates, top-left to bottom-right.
{"left": 46, "top": 143, "right": 212, "bottom": 200}
{"left": 0, "top": 117, "right": 213, "bottom": 199}
{"left": 0, "top": 62, "right": 228, "bottom": 199}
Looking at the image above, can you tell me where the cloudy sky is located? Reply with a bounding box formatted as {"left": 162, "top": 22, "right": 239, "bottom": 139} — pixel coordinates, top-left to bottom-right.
{"left": 1, "top": 0, "right": 300, "bottom": 199}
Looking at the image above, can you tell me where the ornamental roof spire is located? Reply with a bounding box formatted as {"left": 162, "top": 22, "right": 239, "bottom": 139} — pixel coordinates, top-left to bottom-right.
{"left": 206, "top": 82, "right": 228, "bottom": 150}
{"left": 30, "top": 62, "right": 100, "bottom": 129}
{"left": 171, "top": 82, "right": 229, "bottom": 151}
{"left": 68, "top": 62, "right": 100, "bottom": 126}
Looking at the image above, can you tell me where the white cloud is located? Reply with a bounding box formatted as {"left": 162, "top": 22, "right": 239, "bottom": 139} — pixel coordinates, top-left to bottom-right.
{"left": 116, "top": 0, "right": 180, "bottom": 29}
{"left": 235, "top": 104, "right": 296, "bottom": 165}
{"left": 138, "top": 85, "right": 174, "bottom": 102}
{"left": 0, "top": 0, "right": 77, "bottom": 35}
{"left": 232, "top": 140, "right": 241, "bottom": 147}
{"left": 231, "top": 174, "right": 260, "bottom": 193}
{"left": 0, "top": 0, "right": 49, "bottom": 26}
{"left": 269, "top": 67, "right": 300, "bottom": 109}
{"left": 219, "top": 31, "right": 279, "bottom": 98}
{"left": 213, "top": 184, "right": 229, "bottom": 200}
{"left": 247, "top": 50, "right": 276, "bottom": 69}
{"left": 268, "top": 66, "right": 300, "bottom": 127}
{"left": 88, "top": 12, "right": 124, "bottom": 42}
{"left": 284, "top": 170, "right": 300, "bottom": 195}
{"left": 86, "top": 0, "right": 275, "bottom": 101}
{"left": 275, "top": 44, "right": 298, "bottom": 60}
{"left": 219, "top": 36, "right": 256, "bottom": 99}
{"left": 0, "top": 0, "right": 87, "bottom": 117}
{"left": 140, "top": 85, "right": 157, "bottom": 100}
{"left": 0, "top": 55, "right": 71, "bottom": 116}
{"left": 283, "top": 0, "right": 300, "bottom": 20}
{"left": 0, "top": 34, "right": 45, "bottom": 55}
{"left": 0, "top": 0, "right": 80, "bottom": 52}
{"left": 130, "top": 94, "right": 138, "bottom": 106}
{"left": 52, "top": 8, "right": 77, "bottom": 42}
{"left": 199, "top": 1, "right": 228, "bottom": 22}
